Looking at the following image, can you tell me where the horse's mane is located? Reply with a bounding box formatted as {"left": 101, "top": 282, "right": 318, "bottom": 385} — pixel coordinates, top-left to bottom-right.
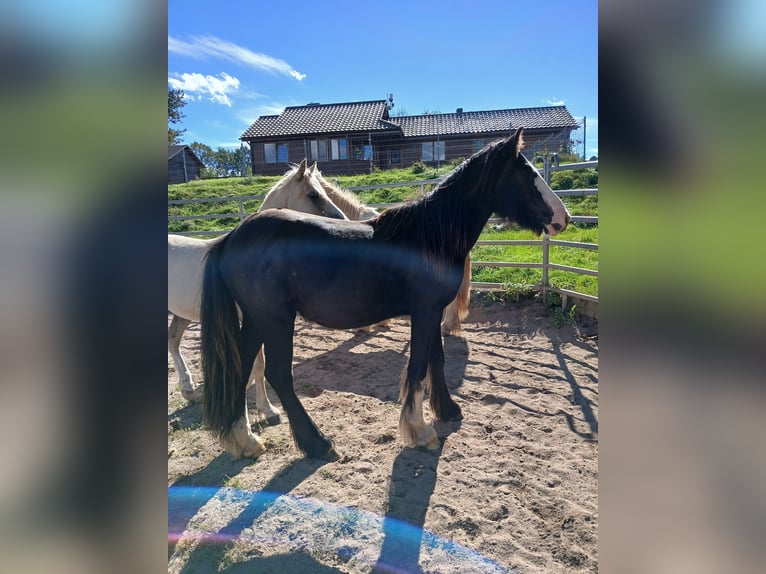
{"left": 374, "top": 135, "right": 519, "bottom": 271}
{"left": 312, "top": 169, "right": 379, "bottom": 220}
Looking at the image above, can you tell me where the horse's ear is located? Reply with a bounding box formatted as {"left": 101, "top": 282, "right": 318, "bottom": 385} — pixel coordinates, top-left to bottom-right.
{"left": 511, "top": 127, "right": 525, "bottom": 155}
{"left": 309, "top": 161, "right": 318, "bottom": 174}
{"left": 297, "top": 158, "right": 307, "bottom": 179}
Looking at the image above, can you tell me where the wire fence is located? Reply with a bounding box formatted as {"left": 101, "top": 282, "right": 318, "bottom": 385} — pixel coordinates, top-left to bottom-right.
{"left": 199, "top": 119, "right": 591, "bottom": 178}
{"left": 169, "top": 155, "right": 598, "bottom": 311}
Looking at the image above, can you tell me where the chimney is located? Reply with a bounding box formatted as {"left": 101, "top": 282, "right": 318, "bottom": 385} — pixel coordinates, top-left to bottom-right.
{"left": 456, "top": 107, "right": 463, "bottom": 115}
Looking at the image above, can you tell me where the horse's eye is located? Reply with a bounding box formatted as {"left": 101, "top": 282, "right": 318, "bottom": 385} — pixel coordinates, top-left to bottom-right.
{"left": 309, "top": 191, "right": 319, "bottom": 199}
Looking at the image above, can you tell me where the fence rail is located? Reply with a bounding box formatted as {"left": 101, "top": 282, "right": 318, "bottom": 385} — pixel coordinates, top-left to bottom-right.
{"left": 168, "top": 157, "right": 598, "bottom": 309}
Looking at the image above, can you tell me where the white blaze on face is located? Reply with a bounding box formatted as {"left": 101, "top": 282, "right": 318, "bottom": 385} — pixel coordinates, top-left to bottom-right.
{"left": 528, "top": 162, "right": 571, "bottom": 236}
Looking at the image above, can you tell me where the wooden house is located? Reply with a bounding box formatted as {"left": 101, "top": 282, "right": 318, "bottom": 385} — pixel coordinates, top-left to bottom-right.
{"left": 240, "top": 100, "right": 580, "bottom": 176}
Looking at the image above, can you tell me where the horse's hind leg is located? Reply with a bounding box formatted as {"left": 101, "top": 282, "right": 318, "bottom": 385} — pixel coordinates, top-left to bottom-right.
{"left": 168, "top": 314, "right": 202, "bottom": 402}
{"left": 441, "top": 255, "right": 471, "bottom": 336}
{"left": 247, "top": 346, "right": 282, "bottom": 424}
{"left": 262, "top": 312, "right": 339, "bottom": 460}
{"left": 399, "top": 311, "right": 441, "bottom": 450}
{"left": 223, "top": 317, "right": 266, "bottom": 459}
{"left": 426, "top": 323, "right": 463, "bottom": 422}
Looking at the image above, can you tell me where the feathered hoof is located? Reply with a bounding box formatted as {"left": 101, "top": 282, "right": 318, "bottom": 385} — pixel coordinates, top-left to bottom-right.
{"left": 241, "top": 440, "right": 266, "bottom": 459}
{"left": 406, "top": 425, "right": 440, "bottom": 450}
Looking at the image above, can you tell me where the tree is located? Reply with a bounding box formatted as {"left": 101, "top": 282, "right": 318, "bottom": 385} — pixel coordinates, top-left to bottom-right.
{"left": 189, "top": 141, "right": 251, "bottom": 178}
{"left": 168, "top": 88, "right": 187, "bottom": 144}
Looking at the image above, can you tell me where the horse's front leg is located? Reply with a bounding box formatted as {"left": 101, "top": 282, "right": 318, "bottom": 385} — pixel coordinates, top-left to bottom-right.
{"left": 399, "top": 310, "right": 441, "bottom": 450}
{"left": 168, "top": 314, "right": 202, "bottom": 402}
{"left": 246, "top": 346, "right": 282, "bottom": 424}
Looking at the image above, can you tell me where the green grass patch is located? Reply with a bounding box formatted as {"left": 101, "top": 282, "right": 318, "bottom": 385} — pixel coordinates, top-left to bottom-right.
{"left": 169, "top": 161, "right": 598, "bottom": 295}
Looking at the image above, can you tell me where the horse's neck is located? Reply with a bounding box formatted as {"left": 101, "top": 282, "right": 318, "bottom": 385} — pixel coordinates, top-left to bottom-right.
{"left": 259, "top": 187, "right": 286, "bottom": 210}
{"left": 428, "top": 180, "right": 494, "bottom": 261}
{"left": 320, "top": 179, "right": 376, "bottom": 220}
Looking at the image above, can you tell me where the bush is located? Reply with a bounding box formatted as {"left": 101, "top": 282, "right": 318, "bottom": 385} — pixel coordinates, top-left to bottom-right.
{"left": 410, "top": 161, "right": 427, "bottom": 174}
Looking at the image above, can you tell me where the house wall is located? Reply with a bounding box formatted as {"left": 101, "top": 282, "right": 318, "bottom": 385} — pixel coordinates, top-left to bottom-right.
{"left": 248, "top": 132, "right": 398, "bottom": 176}
{"left": 246, "top": 127, "right": 575, "bottom": 176}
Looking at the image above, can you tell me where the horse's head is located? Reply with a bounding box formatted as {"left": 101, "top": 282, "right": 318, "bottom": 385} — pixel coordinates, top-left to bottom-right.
{"left": 260, "top": 159, "right": 348, "bottom": 220}
{"left": 486, "top": 128, "right": 571, "bottom": 236}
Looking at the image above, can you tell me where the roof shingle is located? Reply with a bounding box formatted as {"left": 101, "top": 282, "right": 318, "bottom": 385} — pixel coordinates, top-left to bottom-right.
{"left": 241, "top": 102, "right": 579, "bottom": 140}
{"left": 241, "top": 100, "right": 397, "bottom": 139}
{"left": 389, "top": 106, "right": 579, "bottom": 137}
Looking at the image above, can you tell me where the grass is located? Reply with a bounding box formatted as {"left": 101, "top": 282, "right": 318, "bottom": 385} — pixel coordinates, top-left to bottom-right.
{"left": 168, "top": 161, "right": 598, "bottom": 296}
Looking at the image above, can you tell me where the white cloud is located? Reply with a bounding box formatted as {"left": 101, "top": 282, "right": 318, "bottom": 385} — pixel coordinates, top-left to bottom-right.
{"left": 169, "top": 35, "right": 306, "bottom": 81}
{"left": 235, "top": 102, "right": 290, "bottom": 126}
{"left": 544, "top": 97, "right": 565, "bottom": 106}
{"left": 168, "top": 72, "right": 240, "bottom": 106}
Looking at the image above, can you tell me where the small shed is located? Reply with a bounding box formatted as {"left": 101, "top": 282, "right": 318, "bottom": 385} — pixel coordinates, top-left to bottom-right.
{"left": 168, "top": 145, "right": 204, "bottom": 184}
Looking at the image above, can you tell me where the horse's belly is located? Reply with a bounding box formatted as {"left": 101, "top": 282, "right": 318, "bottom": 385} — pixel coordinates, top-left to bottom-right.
{"left": 295, "top": 271, "right": 409, "bottom": 329}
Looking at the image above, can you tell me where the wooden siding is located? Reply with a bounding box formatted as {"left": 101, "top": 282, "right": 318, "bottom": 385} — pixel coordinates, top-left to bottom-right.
{"left": 246, "top": 127, "right": 574, "bottom": 175}
{"left": 168, "top": 148, "right": 203, "bottom": 184}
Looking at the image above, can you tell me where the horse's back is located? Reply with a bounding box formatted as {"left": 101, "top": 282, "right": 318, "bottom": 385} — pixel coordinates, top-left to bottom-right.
{"left": 168, "top": 234, "right": 216, "bottom": 320}
{"left": 220, "top": 210, "right": 419, "bottom": 328}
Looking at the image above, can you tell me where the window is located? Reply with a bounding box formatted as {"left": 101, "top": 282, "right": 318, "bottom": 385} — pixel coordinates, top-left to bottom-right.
{"left": 330, "top": 138, "right": 347, "bottom": 160}
{"left": 363, "top": 144, "right": 372, "bottom": 161}
{"left": 421, "top": 141, "right": 445, "bottom": 162}
{"left": 276, "top": 143, "right": 288, "bottom": 163}
{"left": 310, "top": 139, "right": 328, "bottom": 162}
{"left": 390, "top": 150, "right": 401, "bottom": 164}
{"left": 264, "top": 143, "right": 276, "bottom": 163}
{"left": 264, "top": 142, "right": 289, "bottom": 164}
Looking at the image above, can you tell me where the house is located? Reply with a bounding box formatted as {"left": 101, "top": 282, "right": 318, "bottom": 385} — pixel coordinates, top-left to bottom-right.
{"left": 168, "top": 145, "right": 204, "bottom": 184}
{"left": 240, "top": 100, "right": 580, "bottom": 176}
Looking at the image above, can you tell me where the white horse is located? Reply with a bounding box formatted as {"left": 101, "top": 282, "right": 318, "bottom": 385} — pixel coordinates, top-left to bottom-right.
{"left": 168, "top": 160, "right": 347, "bottom": 415}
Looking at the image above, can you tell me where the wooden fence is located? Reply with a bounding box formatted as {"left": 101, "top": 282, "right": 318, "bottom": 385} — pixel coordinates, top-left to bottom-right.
{"left": 169, "top": 159, "right": 598, "bottom": 309}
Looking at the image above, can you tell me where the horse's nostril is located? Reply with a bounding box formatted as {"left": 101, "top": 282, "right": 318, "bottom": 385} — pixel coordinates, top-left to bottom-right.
{"left": 552, "top": 222, "right": 562, "bottom": 231}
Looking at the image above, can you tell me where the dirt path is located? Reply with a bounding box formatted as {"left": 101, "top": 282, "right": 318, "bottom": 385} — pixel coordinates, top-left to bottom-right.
{"left": 168, "top": 298, "right": 598, "bottom": 573}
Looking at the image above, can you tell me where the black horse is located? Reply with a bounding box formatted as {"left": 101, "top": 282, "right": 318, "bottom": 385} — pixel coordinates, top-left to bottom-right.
{"left": 200, "top": 128, "right": 571, "bottom": 460}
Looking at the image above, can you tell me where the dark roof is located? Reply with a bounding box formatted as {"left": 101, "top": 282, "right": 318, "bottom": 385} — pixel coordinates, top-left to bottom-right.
{"left": 241, "top": 101, "right": 579, "bottom": 140}
{"left": 168, "top": 145, "right": 186, "bottom": 159}
{"left": 168, "top": 144, "right": 204, "bottom": 165}
{"left": 389, "top": 106, "right": 579, "bottom": 137}
{"left": 241, "top": 100, "right": 397, "bottom": 139}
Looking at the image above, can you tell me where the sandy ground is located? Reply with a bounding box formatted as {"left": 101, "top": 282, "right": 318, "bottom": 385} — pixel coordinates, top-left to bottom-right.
{"left": 168, "top": 297, "right": 598, "bottom": 573}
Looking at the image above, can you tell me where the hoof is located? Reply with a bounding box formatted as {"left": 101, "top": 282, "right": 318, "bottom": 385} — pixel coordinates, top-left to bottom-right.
{"left": 322, "top": 446, "right": 342, "bottom": 462}
{"left": 182, "top": 386, "right": 204, "bottom": 403}
{"left": 240, "top": 439, "right": 266, "bottom": 459}
{"left": 437, "top": 400, "right": 463, "bottom": 421}
{"left": 264, "top": 414, "right": 282, "bottom": 426}
{"left": 411, "top": 425, "right": 440, "bottom": 450}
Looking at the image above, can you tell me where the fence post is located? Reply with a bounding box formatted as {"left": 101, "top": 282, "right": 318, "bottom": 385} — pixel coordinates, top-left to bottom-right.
{"left": 540, "top": 156, "right": 552, "bottom": 303}
{"left": 238, "top": 198, "right": 245, "bottom": 222}
{"left": 542, "top": 233, "right": 549, "bottom": 303}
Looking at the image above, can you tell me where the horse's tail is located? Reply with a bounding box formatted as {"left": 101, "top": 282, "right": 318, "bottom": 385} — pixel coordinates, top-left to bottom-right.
{"left": 200, "top": 232, "right": 243, "bottom": 441}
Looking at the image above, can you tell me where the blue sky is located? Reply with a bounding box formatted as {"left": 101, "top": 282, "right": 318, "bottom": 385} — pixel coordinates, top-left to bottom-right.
{"left": 169, "top": 0, "right": 597, "bottom": 156}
